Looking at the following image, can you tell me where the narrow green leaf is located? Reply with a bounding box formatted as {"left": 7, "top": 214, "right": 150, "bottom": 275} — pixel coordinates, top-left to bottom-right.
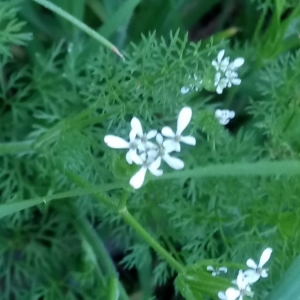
{"left": 266, "top": 255, "right": 300, "bottom": 300}
{"left": 99, "top": 0, "right": 142, "bottom": 38}
{"left": 0, "top": 184, "right": 119, "bottom": 219}
{"left": 153, "top": 160, "right": 300, "bottom": 181}
{"left": 32, "top": 0, "right": 124, "bottom": 58}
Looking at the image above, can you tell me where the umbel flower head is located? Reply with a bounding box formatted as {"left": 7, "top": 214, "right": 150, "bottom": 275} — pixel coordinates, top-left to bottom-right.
{"left": 215, "top": 109, "right": 235, "bottom": 125}
{"left": 207, "top": 265, "right": 228, "bottom": 276}
{"left": 104, "top": 107, "right": 195, "bottom": 189}
{"left": 212, "top": 49, "right": 244, "bottom": 94}
{"left": 180, "top": 74, "right": 203, "bottom": 94}
{"left": 217, "top": 246, "right": 272, "bottom": 300}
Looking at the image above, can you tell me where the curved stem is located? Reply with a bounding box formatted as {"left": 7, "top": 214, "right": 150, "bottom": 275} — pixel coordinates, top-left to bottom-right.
{"left": 60, "top": 170, "right": 184, "bottom": 273}
{"left": 32, "top": 0, "right": 124, "bottom": 59}
{"left": 119, "top": 207, "right": 184, "bottom": 274}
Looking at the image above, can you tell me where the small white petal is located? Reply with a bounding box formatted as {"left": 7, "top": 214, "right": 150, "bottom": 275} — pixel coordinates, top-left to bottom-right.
{"left": 218, "top": 291, "right": 228, "bottom": 300}
{"left": 163, "top": 154, "right": 184, "bottom": 170}
{"left": 177, "top": 107, "right": 192, "bottom": 135}
{"left": 149, "top": 167, "right": 163, "bottom": 177}
{"left": 259, "top": 248, "right": 272, "bottom": 267}
{"left": 246, "top": 259, "right": 258, "bottom": 269}
{"left": 216, "top": 85, "right": 224, "bottom": 94}
{"left": 129, "top": 129, "right": 137, "bottom": 142}
{"left": 231, "top": 78, "right": 241, "bottom": 86}
{"left": 131, "top": 151, "right": 143, "bottom": 165}
{"left": 180, "top": 135, "right": 196, "bottom": 146}
{"left": 217, "top": 110, "right": 230, "bottom": 119}
{"left": 233, "top": 58, "right": 244, "bottom": 68}
{"left": 156, "top": 133, "right": 164, "bottom": 145}
{"left": 181, "top": 86, "right": 190, "bottom": 94}
{"left": 225, "top": 288, "right": 240, "bottom": 300}
{"left": 244, "top": 270, "right": 260, "bottom": 284}
{"left": 147, "top": 149, "right": 159, "bottom": 159}
{"left": 219, "top": 267, "right": 228, "bottom": 273}
{"left": 149, "top": 156, "right": 162, "bottom": 171}
{"left": 212, "top": 272, "right": 217, "bottom": 276}
{"left": 161, "top": 126, "right": 175, "bottom": 138}
{"left": 219, "top": 118, "right": 230, "bottom": 125}
{"left": 164, "top": 140, "right": 181, "bottom": 152}
{"left": 104, "top": 135, "right": 129, "bottom": 149}
{"left": 144, "top": 141, "right": 157, "bottom": 150}
{"left": 220, "top": 57, "right": 230, "bottom": 72}
{"left": 207, "top": 266, "right": 214, "bottom": 271}
{"left": 236, "top": 270, "right": 248, "bottom": 289}
{"left": 215, "top": 109, "right": 222, "bottom": 118}
{"left": 260, "top": 269, "right": 268, "bottom": 278}
{"left": 217, "top": 49, "right": 225, "bottom": 62}
{"left": 131, "top": 117, "right": 143, "bottom": 137}
{"left": 229, "top": 111, "right": 235, "bottom": 118}
{"left": 129, "top": 167, "right": 147, "bottom": 189}
{"left": 126, "top": 150, "right": 133, "bottom": 164}
{"left": 146, "top": 130, "right": 157, "bottom": 139}
{"left": 163, "top": 140, "right": 178, "bottom": 153}
{"left": 215, "top": 72, "right": 221, "bottom": 83}
{"left": 212, "top": 60, "right": 219, "bottom": 71}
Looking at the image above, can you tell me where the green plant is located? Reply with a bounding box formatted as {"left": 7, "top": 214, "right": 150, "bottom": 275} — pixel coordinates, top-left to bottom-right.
{"left": 1, "top": 0, "right": 300, "bottom": 300}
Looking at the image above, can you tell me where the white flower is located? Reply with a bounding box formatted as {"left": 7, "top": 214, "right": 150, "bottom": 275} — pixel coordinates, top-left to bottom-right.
{"left": 214, "top": 72, "right": 229, "bottom": 94}
{"left": 215, "top": 109, "right": 235, "bottom": 125}
{"left": 212, "top": 50, "right": 244, "bottom": 94}
{"left": 244, "top": 247, "right": 272, "bottom": 284}
{"left": 131, "top": 117, "right": 157, "bottom": 150}
{"left": 223, "top": 270, "right": 254, "bottom": 300}
{"left": 212, "top": 50, "right": 230, "bottom": 72}
{"left": 129, "top": 154, "right": 163, "bottom": 189}
{"left": 225, "top": 70, "right": 242, "bottom": 87}
{"left": 207, "top": 266, "right": 228, "bottom": 276}
{"left": 154, "top": 133, "right": 184, "bottom": 170}
{"left": 104, "top": 130, "right": 141, "bottom": 165}
{"left": 161, "top": 107, "right": 196, "bottom": 152}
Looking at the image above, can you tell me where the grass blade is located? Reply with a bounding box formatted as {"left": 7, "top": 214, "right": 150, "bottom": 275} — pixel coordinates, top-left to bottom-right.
{"left": 0, "top": 184, "right": 119, "bottom": 220}
{"left": 99, "top": 0, "right": 142, "bottom": 38}
{"left": 32, "top": 0, "right": 124, "bottom": 59}
{"left": 266, "top": 255, "right": 300, "bottom": 300}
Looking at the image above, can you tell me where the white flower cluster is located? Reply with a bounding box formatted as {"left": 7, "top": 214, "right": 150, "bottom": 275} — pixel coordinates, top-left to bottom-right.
{"left": 180, "top": 74, "right": 203, "bottom": 95}
{"left": 207, "top": 266, "right": 228, "bottom": 276}
{"left": 212, "top": 49, "right": 244, "bottom": 94}
{"left": 104, "top": 107, "right": 196, "bottom": 189}
{"left": 215, "top": 248, "right": 273, "bottom": 300}
{"left": 215, "top": 109, "right": 235, "bottom": 125}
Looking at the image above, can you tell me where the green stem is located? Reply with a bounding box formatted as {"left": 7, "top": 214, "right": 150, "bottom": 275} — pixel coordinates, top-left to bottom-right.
{"left": 61, "top": 170, "right": 184, "bottom": 273}
{"left": 0, "top": 141, "right": 33, "bottom": 155}
{"left": 32, "top": 0, "right": 124, "bottom": 59}
{"left": 119, "top": 206, "right": 184, "bottom": 273}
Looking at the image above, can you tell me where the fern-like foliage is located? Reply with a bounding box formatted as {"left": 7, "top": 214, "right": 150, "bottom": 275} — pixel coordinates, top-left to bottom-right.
{"left": 0, "top": 0, "right": 32, "bottom": 57}
{"left": 1, "top": 1, "right": 300, "bottom": 298}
